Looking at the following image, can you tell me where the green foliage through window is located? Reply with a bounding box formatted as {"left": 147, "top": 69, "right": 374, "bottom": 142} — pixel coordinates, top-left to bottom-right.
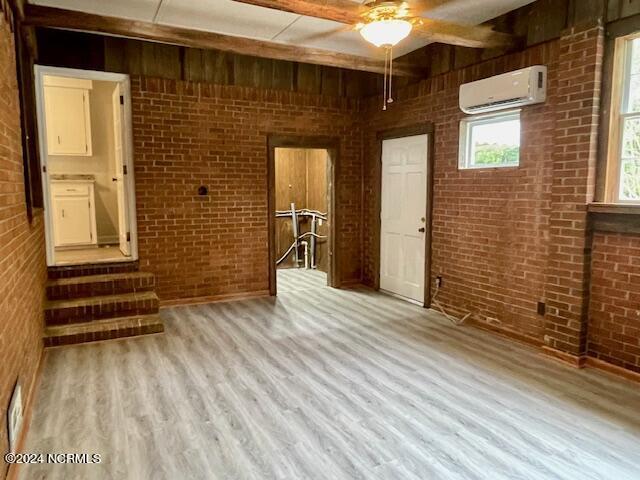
{"left": 474, "top": 144, "right": 520, "bottom": 166}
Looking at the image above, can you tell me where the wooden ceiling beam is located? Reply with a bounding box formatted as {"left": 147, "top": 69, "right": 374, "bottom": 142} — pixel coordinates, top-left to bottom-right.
{"left": 22, "top": 4, "right": 425, "bottom": 77}
{"left": 233, "top": 0, "right": 364, "bottom": 24}
{"left": 232, "top": 0, "right": 514, "bottom": 48}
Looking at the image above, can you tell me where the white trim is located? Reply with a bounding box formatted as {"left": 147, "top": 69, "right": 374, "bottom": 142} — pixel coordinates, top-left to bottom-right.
{"left": 34, "top": 65, "right": 140, "bottom": 267}
{"left": 458, "top": 109, "right": 521, "bottom": 170}
{"left": 611, "top": 36, "right": 640, "bottom": 204}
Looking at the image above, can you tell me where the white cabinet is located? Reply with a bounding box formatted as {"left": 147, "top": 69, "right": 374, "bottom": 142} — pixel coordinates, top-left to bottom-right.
{"left": 51, "top": 180, "right": 97, "bottom": 248}
{"left": 43, "top": 77, "right": 92, "bottom": 156}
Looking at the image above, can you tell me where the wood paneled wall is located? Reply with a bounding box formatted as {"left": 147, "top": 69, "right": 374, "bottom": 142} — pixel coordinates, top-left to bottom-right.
{"left": 35, "top": 28, "right": 380, "bottom": 98}
{"left": 33, "top": 0, "right": 628, "bottom": 99}
{"left": 275, "top": 148, "right": 328, "bottom": 272}
{"left": 393, "top": 0, "right": 619, "bottom": 91}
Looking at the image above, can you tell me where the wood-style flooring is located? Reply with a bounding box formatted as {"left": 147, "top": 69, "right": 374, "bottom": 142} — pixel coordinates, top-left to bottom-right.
{"left": 21, "top": 271, "right": 640, "bottom": 480}
{"left": 276, "top": 268, "right": 327, "bottom": 293}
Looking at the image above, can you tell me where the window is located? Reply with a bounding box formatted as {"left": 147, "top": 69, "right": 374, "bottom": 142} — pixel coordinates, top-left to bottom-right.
{"left": 459, "top": 111, "right": 521, "bottom": 169}
{"left": 608, "top": 34, "right": 640, "bottom": 203}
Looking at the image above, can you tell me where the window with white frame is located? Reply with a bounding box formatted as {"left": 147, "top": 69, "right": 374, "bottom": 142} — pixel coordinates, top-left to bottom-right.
{"left": 459, "top": 111, "right": 521, "bottom": 169}
{"left": 609, "top": 34, "right": 640, "bottom": 203}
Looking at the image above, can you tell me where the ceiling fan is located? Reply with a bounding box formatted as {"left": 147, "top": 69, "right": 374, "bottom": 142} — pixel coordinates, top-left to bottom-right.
{"left": 231, "top": 0, "right": 513, "bottom": 109}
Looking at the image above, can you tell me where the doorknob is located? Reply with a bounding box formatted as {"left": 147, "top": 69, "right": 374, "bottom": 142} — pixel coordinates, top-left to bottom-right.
{"left": 418, "top": 227, "right": 425, "bottom": 233}
{"left": 112, "top": 178, "right": 117, "bottom": 182}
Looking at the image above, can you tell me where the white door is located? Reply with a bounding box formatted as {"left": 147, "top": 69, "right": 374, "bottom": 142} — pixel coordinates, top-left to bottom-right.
{"left": 53, "top": 197, "right": 93, "bottom": 246}
{"left": 380, "top": 134, "right": 428, "bottom": 303}
{"left": 112, "top": 84, "right": 131, "bottom": 256}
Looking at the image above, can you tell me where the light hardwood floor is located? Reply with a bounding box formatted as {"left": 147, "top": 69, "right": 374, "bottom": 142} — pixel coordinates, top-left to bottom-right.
{"left": 20, "top": 279, "right": 640, "bottom": 480}
{"left": 277, "top": 268, "right": 327, "bottom": 293}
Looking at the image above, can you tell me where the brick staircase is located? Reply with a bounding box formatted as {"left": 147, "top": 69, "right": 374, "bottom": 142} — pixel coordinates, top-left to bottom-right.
{"left": 44, "top": 261, "right": 164, "bottom": 347}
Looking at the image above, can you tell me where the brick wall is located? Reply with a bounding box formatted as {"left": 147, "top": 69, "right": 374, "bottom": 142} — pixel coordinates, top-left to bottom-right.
{"left": 361, "top": 42, "right": 560, "bottom": 344}
{"left": 360, "top": 24, "right": 640, "bottom": 373}
{"left": 0, "top": 12, "right": 46, "bottom": 476}
{"left": 589, "top": 232, "right": 640, "bottom": 373}
{"left": 543, "top": 26, "right": 604, "bottom": 358}
{"left": 130, "top": 78, "right": 362, "bottom": 301}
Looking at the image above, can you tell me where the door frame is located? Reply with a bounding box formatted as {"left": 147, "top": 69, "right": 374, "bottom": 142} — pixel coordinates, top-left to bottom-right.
{"left": 34, "top": 65, "right": 139, "bottom": 267}
{"left": 267, "top": 135, "right": 339, "bottom": 296}
{"left": 374, "top": 124, "right": 435, "bottom": 307}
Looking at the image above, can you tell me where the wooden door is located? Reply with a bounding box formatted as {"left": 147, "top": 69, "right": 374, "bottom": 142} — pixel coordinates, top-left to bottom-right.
{"left": 112, "top": 84, "right": 131, "bottom": 256}
{"left": 380, "top": 134, "right": 428, "bottom": 303}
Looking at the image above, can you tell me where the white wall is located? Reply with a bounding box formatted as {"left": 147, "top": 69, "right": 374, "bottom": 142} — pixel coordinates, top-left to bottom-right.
{"left": 48, "top": 80, "right": 119, "bottom": 244}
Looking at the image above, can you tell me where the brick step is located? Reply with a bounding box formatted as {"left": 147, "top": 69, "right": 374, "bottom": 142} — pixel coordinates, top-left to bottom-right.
{"left": 45, "top": 291, "right": 159, "bottom": 325}
{"left": 48, "top": 260, "right": 139, "bottom": 280}
{"left": 44, "top": 314, "right": 164, "bottom": 347}
{"left": 46, "top": 272, "right": 155, "bottom": 300}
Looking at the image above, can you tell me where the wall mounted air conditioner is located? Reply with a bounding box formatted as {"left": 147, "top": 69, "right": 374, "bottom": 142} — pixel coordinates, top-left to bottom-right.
{"left": 459, "top": 66, "right": 547, "bottom": 114}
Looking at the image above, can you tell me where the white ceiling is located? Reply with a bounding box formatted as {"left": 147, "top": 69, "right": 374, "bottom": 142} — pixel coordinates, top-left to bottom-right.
{"left": 30, "top": 0, "right": 536, "bottom": 58}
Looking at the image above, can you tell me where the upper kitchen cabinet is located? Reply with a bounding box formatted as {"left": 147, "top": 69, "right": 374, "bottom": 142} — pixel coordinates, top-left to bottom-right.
{"left": 43, "top": 76, "right": 93, "bottom": 156}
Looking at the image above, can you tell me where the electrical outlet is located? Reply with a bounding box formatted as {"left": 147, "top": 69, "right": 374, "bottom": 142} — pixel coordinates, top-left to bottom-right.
{"left": 435, "top": 276, "right": 442, "bottom": 288}
{"left": 8, "top": 382, "right": 23, "bottom": 453}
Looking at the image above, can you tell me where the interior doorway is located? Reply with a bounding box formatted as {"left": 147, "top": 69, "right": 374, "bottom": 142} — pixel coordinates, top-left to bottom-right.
{"left": 34, "top": 66, "right": 138, "bottom": 267}
{"left": 379, "top": 131, "right": 432, "bottom": 306}
{"left": 268, "top": 136, "right": 338, "bottom": 295}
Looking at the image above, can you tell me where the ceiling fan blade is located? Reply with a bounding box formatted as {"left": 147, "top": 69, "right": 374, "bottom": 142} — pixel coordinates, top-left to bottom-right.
{"left": 231, "top": 0, "right": 365, "bottom": 25}
{"left": 413, "top": 19, "right": 514, "bottom": 48}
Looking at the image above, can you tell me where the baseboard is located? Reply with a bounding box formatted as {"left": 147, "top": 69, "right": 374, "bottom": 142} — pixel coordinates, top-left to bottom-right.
{"left": 541, "top": 346, "right": 586, "bottom": 368}
{"left": 465, "top": 318, "right": 542, "bottom": 349}
{"left": 6, "top": 348, "right": 46, "bottom": 480}
{"left": 585, "top": 357, "right": 640, "bottom": 384}
{"left": 160, "top": 289, "right": 271, "bottom": 308}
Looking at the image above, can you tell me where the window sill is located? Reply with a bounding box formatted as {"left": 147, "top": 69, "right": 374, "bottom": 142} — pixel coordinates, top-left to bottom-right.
{"left": 588, "top": 203, "right": 640, "bottom": 215}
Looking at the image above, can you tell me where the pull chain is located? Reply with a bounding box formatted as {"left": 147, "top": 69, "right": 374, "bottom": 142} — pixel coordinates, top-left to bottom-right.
{"left": 382, "top": 47, "right": 388, "bottom": 111}
{"left": 388, "top": 46, "right": 394, "bottom": 104}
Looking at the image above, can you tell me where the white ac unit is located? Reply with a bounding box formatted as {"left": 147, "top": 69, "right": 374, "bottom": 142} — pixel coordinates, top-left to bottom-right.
{"left": 459, "top": 66, "right": 547, "bottom": 114}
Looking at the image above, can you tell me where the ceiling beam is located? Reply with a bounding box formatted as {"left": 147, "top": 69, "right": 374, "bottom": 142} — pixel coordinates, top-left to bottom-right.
{"left": 233, "top": 0, "right": 365, "bottom": 24}
{"left": 232, "top": 0, "right": 514, "bottom": 48}
{"left": 23, "top": 4, "right": 425, "bottom": 77}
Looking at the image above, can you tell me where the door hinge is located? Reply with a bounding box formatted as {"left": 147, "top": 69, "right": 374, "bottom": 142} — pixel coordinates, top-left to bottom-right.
{"left": 126, "top": 231, "right": 131, "bottom": 242}
{"left": 42, "top": 165, "right": 46, "bottom": 173}
{"left": 123, "top": 165, "right": 128, "bottom": 175}
{"left": 120, "top": 95, "right": 124, "bottom": 105}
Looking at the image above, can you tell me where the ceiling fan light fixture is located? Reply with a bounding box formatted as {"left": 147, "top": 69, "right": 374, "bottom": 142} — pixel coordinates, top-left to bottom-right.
{"left": 359, "top": 19, "right": 412, "bottom": 48}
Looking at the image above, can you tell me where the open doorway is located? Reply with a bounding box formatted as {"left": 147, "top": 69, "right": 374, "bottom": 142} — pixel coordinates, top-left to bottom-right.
{"left": 268, "top": 136, "right": 338, "bottom": 295}
{"left": 34, "top": 66, "right": 138, "bottom": 267}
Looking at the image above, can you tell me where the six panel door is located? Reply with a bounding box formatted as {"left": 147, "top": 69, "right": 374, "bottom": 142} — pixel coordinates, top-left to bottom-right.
{"left": 380, "top": 134, "right": 428, "bottom": 304}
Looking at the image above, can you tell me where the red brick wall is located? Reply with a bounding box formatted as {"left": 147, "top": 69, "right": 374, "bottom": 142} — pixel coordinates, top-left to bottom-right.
{"left": 361, "top": 42, "right": 560, "bottom": 344}
{"left": 543, "top": 26, "right": 604, "bottom": 357}
{"left": 589, "top": 232, "right": 640, "bottom": 374}
{"left": 0, "top": 13, "right": 46, "bottom": 476}
{"left": 360, "top": 25, "right": 621, "bottom": 365}
{"left": 130, "top": 78, "right": 362, "bottom": 301}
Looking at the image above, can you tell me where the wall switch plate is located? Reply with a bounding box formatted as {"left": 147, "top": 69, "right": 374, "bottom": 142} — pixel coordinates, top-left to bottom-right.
{"left": 7, "top": 382, "right": 23, "bottom": 453}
